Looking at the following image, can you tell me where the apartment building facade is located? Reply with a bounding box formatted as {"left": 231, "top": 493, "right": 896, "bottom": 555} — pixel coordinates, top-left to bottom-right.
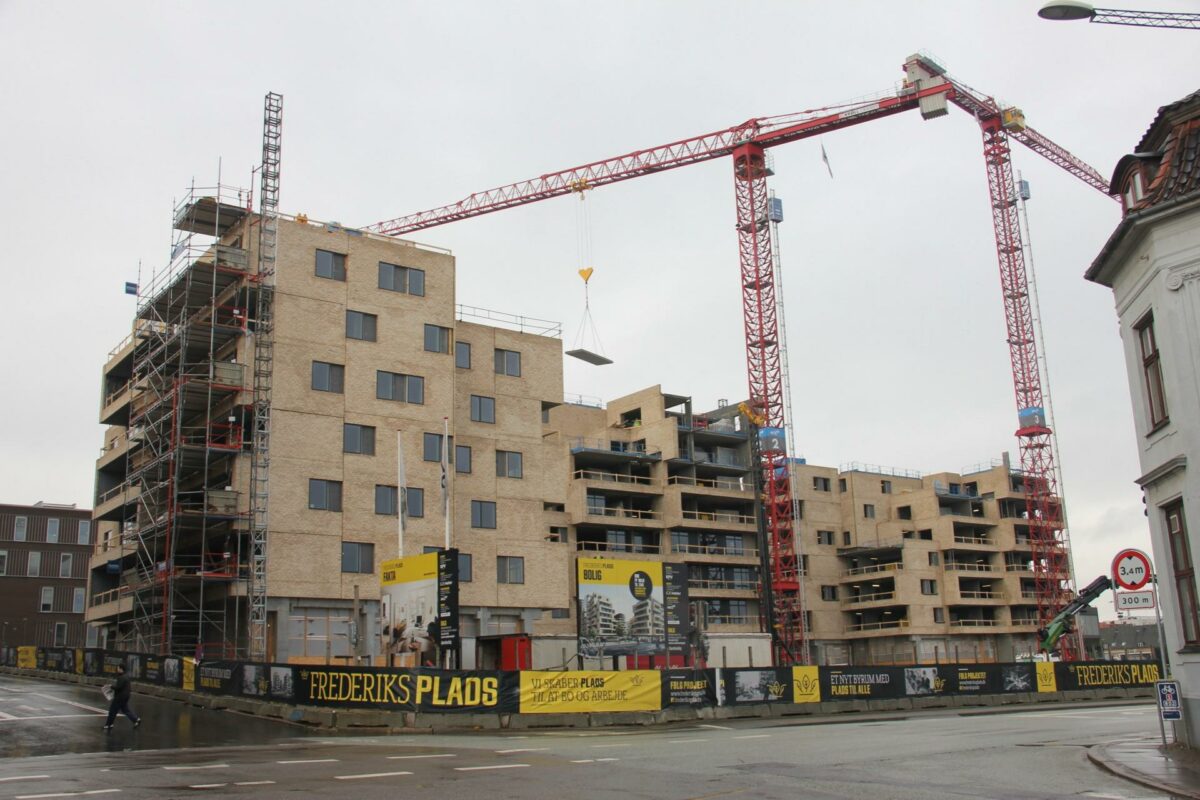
{"left": 0, "top": 503, "right": 92, "bottom": 648}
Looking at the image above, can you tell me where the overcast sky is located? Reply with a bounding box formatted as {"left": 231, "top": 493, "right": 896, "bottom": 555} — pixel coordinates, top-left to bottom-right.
{"left": 2, "top": 2, "right": 1196, "bottom": 619}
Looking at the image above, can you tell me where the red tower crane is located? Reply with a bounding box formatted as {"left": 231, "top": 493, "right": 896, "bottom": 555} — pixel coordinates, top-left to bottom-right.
{"left": 368, "top": 53, "right": 1116, "bottom": 664}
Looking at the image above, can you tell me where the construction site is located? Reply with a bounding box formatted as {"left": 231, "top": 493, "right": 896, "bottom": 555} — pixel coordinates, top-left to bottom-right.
{"left": 86, "top": 53, "right": 1119, "bottom": 668}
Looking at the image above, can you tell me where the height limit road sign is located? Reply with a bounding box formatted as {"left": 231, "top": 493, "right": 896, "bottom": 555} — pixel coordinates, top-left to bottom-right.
{"left": 1112, "top": 548, "right": 1153, "bottom": 591}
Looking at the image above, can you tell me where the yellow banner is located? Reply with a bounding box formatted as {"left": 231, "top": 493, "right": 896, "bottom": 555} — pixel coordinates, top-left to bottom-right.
{"left": 792, "top": 666, "right": 821, "bottom": 703}
{"left": 17, "top": 646, "right": 36, "bottom": 669}
{"left": 183, "top": 657, "right": 196, "bottom": 692}
{"left": 381, "top": 553, "right": 439, "bottom": 586}
{"left": 519, "top": 670, "right": 662, "bottom": 714}
{"left": 75, "top": 649, "right": 84, "bottom": 674}
{"left": 1036, "top": 662, "right": 1057, "bottom": 693}
{"left": 577, "top": 558, "right": 663, "bottom": 590}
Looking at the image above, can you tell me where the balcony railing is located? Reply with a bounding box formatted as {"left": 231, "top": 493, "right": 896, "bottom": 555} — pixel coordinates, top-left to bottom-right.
{"left": 1011, "top": 617, "right": 1039, "bottom": 626}
{"left": 688, "top": 578, "right": 757, "bottom": 591}
{"left": 1020, "top": 590, "right": 1037, "bottom": 600}
{"left": 671, "top": 542, "right": 757, "bottom": 559}
{"left": 570, "top": 437, "right": 661, "bottom": 458}
{"left": 667, "top": 475, "right": 750, "bottom": 492}
{"left": 944, "top": 562, "right": 995, "bottom": 573}
{"left": 842, "top": 591, "right": 896, "bottom": 605}
{"left": 1006, "top": 563, "right": 1033, "bottom": 572}
{"left": 584, "top": 507, "right": 661, "bottom": 521}
{"left": 952, "top": 535, "right": 992, "bottom": 545}
{"left": 705, "top": 615, "right": 754, "bottom": 626}
{"left": 574, "top": 470, "right": 657, "bottom": 487}
{"left": 844, "top": 562, "right": 903, "bottom": 577}
{"left": 693, "top": 452, "right": 748, "bottom": 469}
{"left": 949, "top": 619, "right": 999, "bottom": 628}
{"left": 576, "top": 541, "right": 661, "bottom": 554}
{"left": 681, "top": 509, "right": 755, "bottom": 525}
{"left": 958, "top": 591, "right": 1003, "bottom": 600}
{"left": 847, "top": 619, "right": 910, "bottom": 632}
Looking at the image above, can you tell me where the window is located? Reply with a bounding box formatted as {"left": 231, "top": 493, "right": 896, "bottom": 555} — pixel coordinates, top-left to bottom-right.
{"left": 459, "top": 552, "right": 473, "bottom": 582}
{"left": 898, "top": 506, "right": 913, "bottom": 520}
{"left": 424, "top": 324, "right": 451, "bottom": 354}
{"left": 796, "top": 500, "right": 804, "bottom": 520}
{"left": 40, "top": 586, "right": 54, "bottom": 612}
{"left": 933, "top": 608, "right": 945, "bottom": 623}
{"left": 73, "top": 587, "right": 86, "bottom": 614}
{"left": 1136, "top": 313, "right": 1169, "bottom": 430}
{"left": 28, "top": 551, "right": 41, "bottom": 577}
{"left": 881, "top": 480, "right": 892, "bottom": 494}
{"left": 547, "top": 526, "right": 567, "bottom": 543}
{"left": 817, "top": 530, "right": 834, "bottom": 546}
{"left": 343, "top": 423, "right": 376, "bottom": 455}
{"left": 863, "top": 504, "right": 876, "bottom": 519}
{"left": 471, "top": 500, "right": 497, "bottom": 529}
{"left": 919, "top": 529, "right": 933, "bottom": 541}
{"left": 60, "top": 553, "right": 72, "bottom": 578}
{"left": 423, "top": 432, "right": 444, "bottom": 462}
{"left": 378, "top": 261, "right": 425, "bottom": 296}
{"left": 376, "top": 370, "right": 424, "bottom": 404}
{"left": 406, "top": 487, "right": 424, "bottom": 518}
{"left": 341, "top": 542, "right": 374, "bottom": 574}
{"left": 53, "top": 622, "right": 67, "bottom": 647}
{"left": 346, "top": 310, "right": 377, "bottom": 341}
{"left": 1167, "top": 501, "right": 1199, "bottom": 645}
{"left": 928, "top": 552, "right": 940, "bottom": 566}
{"left": 494, "top": 348, "right": 521, "bottom": 377}
{"left": 455, "top": 340, "right": 471, "bottom": 369}
{"left": 311, "top": 361, "right": 345, "bottom": 393}
{"left": 921, "top": 579, "right": 937, "bottom": 595}
{"left": 838, "top": 478, "right": 847, "bottom": 493}
{"left": 820, "top": 585, "right": 838, "bottom": 601}
{"left": 0, "top": 550, "right": 6, "bottom": 576}
{"left": 47, "top": 518, "right": 60, "bottom": 543}
{"left": 470, "top": 395, "right": 496, "bottom": 424}
{"left": 497, "top": 555, "right": 524, "bottom": 584}
{"left": 842, "top": 531, "right": 851, "bottom": 546}
{"left": 455, "top": 445, "right": 472, "bottom": 474}
{"left": 14, "top": 516, "right": 27, "bottom": 541}
{"left": 552, "top": 608, "right": 570, "bottom": 619}
{"left": 78, "top": 520, "right": 91, "bottom": 546}
{"left": 315, "top": 249, "right": 346, "bottom": 281}
{"left": 799, "top": 555, "right": 809, "bottom": 575}
{"left": 812, "top": 476, "right": 831, "bottom": 492}
{"left": 496, "top": 450, "right": 523, "bottom": 478}
{"left": 308, "top": 479, "right": 343, "bottom": 512}
{"left": 375, "top": 485, "right": 398, "bottom": 516}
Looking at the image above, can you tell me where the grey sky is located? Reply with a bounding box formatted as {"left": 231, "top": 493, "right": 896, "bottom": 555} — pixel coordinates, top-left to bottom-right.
{"left": 2, "top": 2, "right": 1196, "bottom": 618}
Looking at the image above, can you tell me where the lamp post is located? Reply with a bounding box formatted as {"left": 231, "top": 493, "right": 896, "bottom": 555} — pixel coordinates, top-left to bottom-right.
{"left": 1038, "top": 1, "right": 1200, "bottom": 28}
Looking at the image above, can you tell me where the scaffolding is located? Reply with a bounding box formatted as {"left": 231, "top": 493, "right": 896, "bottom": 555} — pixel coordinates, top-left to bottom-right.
{"left": 107, "top": 181, "right": 254, "bottom": 657}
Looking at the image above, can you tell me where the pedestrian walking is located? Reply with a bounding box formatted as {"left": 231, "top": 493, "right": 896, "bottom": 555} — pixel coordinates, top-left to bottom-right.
{"left": 103, "top": 664, "right": 140, "bottom": 731}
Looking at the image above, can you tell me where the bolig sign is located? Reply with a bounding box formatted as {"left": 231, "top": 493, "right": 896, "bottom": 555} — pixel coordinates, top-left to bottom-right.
{"left": 1112, "top": 548, "right": 1153, "bottom": 591}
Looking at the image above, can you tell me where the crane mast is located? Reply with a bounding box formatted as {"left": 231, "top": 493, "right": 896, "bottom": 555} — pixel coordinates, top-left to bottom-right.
{"left": 369, "top": 55, "right": 1115, "bottom": 665}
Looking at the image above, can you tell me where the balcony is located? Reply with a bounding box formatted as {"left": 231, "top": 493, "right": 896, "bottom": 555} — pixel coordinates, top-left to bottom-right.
{"left": 842, "top": 562, "right": 903, "bottom": 578}
{"left": 681, "top": 509, "right": 754, "bottom": 526}
{"left": 573, "top": 470, "right": 660, "bottom": 492}
{"left": 952, "top": 534, "right": 995, "bottom": 547}
{"left": 847, "top": 619, "right": 910, "bottom": 633}
{"left": 670, "top": 542, "right": 758, "bottom": 560}
{"left": 842, "top": 591, "right": 897, "bottom": 607}
{"left": 688, "top": 578, "right": 758, "bottom": 594}
{"left": 667, "top": 475, "right": 751, "bottom": 494}
{"left": 949, "top": 619, "right": 999, "bottom": 628}
{"left": 570, "top": 437, "right": 661, "bottom": 460}
{"left": 100, "top": 379, "right": 135, "bottom": 425}
{"left": 582, "top": 506, "right": 661, "bottom": 523}
{"left": 576, "top": 541, "right": 661, "bottom": 555}
{"left": 94, "top": 483, "right": 141, "bottom": 521}
{"left": 956, "top": 590, "right": 1005, "bottom": 602}
{"left": 944, "top": 562, "right": 996, "bottom": 573}
{"left": 704, "top": 615, "right": 756, "bottom": 628}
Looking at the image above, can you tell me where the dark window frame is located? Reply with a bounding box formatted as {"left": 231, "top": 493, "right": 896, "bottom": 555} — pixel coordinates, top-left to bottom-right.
{"left": 378, "top": 261, "right": 425, "bottom": 296}
{"left": 343, "top": 423, "right": 376, "bottom": 455}
{"left": 1135, "top": 312, "right": 1169, "bottom": 431}
{"left": 311, "top": 361, "right": 345, "bottom": 394}
{"left": 308, "top": 479, "right": 343, "bottom": 512}
{"left": 494, "top": 348, "right": 521, "bottom": 377}
{"left": 346, "top": 310, "right": 378, "bottom": 341}
{"left": 315, "top": 249, "right": 346, "bottom": 281}
{"left": 424, "top": 324, "right": 451, "bottom": 354}
{"left": 471, "top": 500, "right": 497, "bottom": 529}
{"left": 341, "top": 541, "right": 374, "bottom": 574}
{"left": 376, "top": 370, "right": 425, "bottom": 404}
{"left": 455, "top": 340, "right": 471, "bottom": 369}
{"left": 497, "top": 555, "right": 525, "bottom": 584}
{"left": 1167, "top": 501, "right": 1200, "bottom": 645}
{"left": 496, "top": 450, "right": 523, "bottom": 478}
{"left": 470, "top": 395, "right": 496, "bottom": 424}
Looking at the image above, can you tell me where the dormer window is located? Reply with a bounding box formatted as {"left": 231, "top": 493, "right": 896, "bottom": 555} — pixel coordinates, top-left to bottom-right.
{"left": 1122, "top": 167, "right": 1147, "bottom": 213}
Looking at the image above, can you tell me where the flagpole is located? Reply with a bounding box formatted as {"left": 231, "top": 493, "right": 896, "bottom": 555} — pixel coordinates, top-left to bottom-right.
{"left": 442, "top": 416, "right": 451, "bottom": 550}
{"left": 396, "top": 430, "right": 406, "bottom": 558}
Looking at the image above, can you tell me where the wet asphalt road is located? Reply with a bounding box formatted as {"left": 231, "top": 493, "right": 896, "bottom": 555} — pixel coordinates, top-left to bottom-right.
{"left": 0, "top": 673, "right": 1175, "bottom": 799}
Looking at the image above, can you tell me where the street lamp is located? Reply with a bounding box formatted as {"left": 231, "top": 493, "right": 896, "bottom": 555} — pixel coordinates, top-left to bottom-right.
{"left": 1038, "top": 1, "right": 1200, "bottom": 28}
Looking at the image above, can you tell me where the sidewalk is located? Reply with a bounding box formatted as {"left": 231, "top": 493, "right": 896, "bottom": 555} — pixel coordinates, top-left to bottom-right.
{"left": 1090, "top": 738, "right": 1200, "bottom": 799}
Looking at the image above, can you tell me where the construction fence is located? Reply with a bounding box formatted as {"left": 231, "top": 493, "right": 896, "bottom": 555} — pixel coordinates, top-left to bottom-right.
{"left": 1, "top": 646, "right": 1161, "bottom": 716}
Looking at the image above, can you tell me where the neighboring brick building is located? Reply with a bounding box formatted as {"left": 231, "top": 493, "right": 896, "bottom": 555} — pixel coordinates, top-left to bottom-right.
{"left": 0, "top": 502, "right": 92, "bottom": 648}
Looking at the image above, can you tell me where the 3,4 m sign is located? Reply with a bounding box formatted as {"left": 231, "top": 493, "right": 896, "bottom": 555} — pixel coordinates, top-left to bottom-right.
{"left": 1112, "top": 549, "right": 1153, "bottom": 591}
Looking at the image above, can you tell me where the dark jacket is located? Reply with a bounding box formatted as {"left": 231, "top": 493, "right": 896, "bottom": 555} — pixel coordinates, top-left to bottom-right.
{"left": 113, "top": 674, "right": 132, "bottom": 703}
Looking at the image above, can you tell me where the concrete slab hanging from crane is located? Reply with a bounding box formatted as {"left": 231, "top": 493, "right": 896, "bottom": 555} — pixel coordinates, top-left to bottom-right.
{"left": 566, "top": 348, "right": 613, "bottom": 366}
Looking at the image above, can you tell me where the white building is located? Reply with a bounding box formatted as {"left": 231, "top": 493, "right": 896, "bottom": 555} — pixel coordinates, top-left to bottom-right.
{"left": 1085, "top": 89, "right": 1200, "bottom": 745}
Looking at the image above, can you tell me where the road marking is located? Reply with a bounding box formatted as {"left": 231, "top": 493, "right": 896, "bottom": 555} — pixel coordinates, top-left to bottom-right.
{"left": 667, "top": 738, "right": 708, "bottom": 744}
{"left": 595, "top": 758, "right": 619, "bottom": 762}
{"left": 235, "top": 782, "right": 276, "bottom": 786}
{"left": 0, "top": 710, "right": 17, "bottom": 720}
{"left": 496, "top": 748, "right": 548, "bottom": 754}
{"left": 16, "top": 792, "right": 121, "bottom": 799}
{"left": 34, "top": 694, "right": 106, "bottom": 714}
{"left": 334, "top": 771, "right": 413, "bottom": 780}
{"left": 733, "top": 734, "right": 771, "bottom": 740}
{"left": 591, "top": 743, "right": 630, "bottom": 749}
{"left": 0, "top": 714, "right": 101, "bottom": 722}
{"left": 0, "top": 776, "right": 50, "bottom": 783}
{"left": 187, "top": 786, "right": 227, "bottom": 790}
{"left": 277, "top": 758, "right": 339, "bottom": 764}
{"left": 387, "top": 754, "right": 456, "bottom": 760}
{"left": 162, "top": 764, "right": 229, "bottom": 771}
{"left": 697, "top": 724, "right": 733, "bottom": 730}
{"left": 454, "top": 764, "right": 531, "bottom": 772}
{"left": 571, "top": 759, "right": 596, "bottom": 763}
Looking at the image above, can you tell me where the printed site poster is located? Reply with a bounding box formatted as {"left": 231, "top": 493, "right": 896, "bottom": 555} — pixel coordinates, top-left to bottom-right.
{"left": 520, "top": 670, "right": 662, "bottom": 713}
{"left": 953, "top": 664, "right": 1035, "bottom": 694}
{"left": 1036, "top": 661, "right": 1057, "bottom": 693}
{"left": 296, "top": 666, "right": 519, "bottom": 713}
{"left": 578, "top": 558, "right": 690, "bottom": 657}
{"left": 17, "top": 646, "right": 36, "bottom": 669}
{"left": 380, "top": 550, "right": 460, "bottom": 667}
{"left": 792, "top": 666, "right": 822, "bottom": 703}
{"left": 661, "top": 669, "right": 719, "bottom": 707}
{"left": 1058, "top": 660, "right": 1161, "bottom": 690}
{"left": 723, "top": 668, "right": 793, "bottom": 704}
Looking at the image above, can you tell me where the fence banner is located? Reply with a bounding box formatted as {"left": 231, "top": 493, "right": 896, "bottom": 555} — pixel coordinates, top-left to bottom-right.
{"left": 295, "top": 666, "right": 519, "bottom": 713}
{"left": 17, "top": 646, "right": 36, "bottom": 669}
{"left": 1056, "top": 660, "right": 1162, "bottom": 691}
{"left": 240, "top": 664, "right": 296, "bottom": 700}
{"left": 792, "top": 666, "right": 821, "bottom": 703}
{"left": 1036, "top": 661, "right": 1057, "bottom": 693}
{"left": 662, "top": 669, "right": 718, "bottom": 707}
{"left": 953, "top": 664, "right": 1035, "bottom": 694}
{"left": 722, "top": 668, "right": 793, "bottom": 705}
{"left": 197, "top": 661, "right": 242, "bottom": 695}
{"left": 520, "top": 670, "right": 662, "bottom": 714}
